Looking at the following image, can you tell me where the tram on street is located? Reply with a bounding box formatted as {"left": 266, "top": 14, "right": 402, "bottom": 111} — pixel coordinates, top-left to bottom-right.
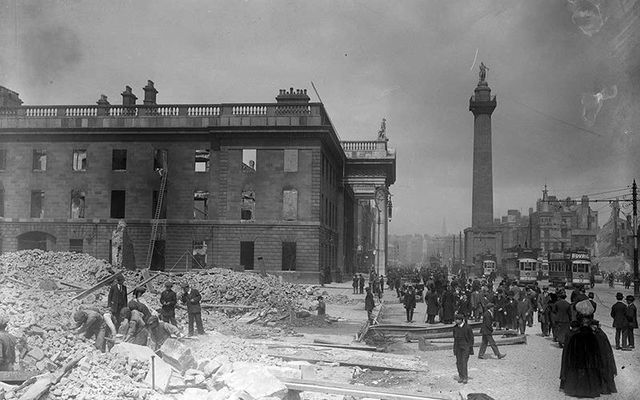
{"left": 517, "top": 256, "right": 539, "bottom": 285}
{"left": 482, "top": 259, "right": 497, "bottom": 277}
{"left": 547, "top": 250, "right": 592, "bottom": 287}
{"left": 538, "top": 258, "right": 549, "bottom": 279}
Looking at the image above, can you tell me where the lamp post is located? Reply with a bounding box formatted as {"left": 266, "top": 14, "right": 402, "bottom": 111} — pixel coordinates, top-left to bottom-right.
{"left": 374, "top": 186, "right": 387, "bottom": 276}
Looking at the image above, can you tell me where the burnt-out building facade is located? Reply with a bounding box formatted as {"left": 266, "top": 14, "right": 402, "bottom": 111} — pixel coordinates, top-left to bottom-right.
{"left": 0, "top": 83, "right": 395, "bottom": 283}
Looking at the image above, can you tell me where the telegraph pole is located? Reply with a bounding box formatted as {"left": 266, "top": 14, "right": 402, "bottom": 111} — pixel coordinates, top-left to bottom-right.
{"left": 633, "top": 180, "right": 638, "bottom": 297}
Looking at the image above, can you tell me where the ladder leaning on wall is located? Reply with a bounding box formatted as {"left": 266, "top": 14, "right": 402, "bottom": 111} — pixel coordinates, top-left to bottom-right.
{"left": 142, "top": 167, "right": 167, "bottom": 292}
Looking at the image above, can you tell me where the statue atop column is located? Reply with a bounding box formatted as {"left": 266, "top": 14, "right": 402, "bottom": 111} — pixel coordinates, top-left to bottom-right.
{"left": 377, "top": 118, "right": 387, "bottom": 140}
{"left": 479, "top": 62, "right": 489, "bottom": 83}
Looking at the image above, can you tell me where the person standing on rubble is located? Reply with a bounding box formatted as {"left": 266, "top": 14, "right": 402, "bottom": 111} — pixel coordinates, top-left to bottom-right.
{"left": 181, "top": 282, "right": 205, "bottom": 336}
{"left": 72, "top": 309, "right": 107, "bottom": 352}
{"left": 0, "top": 316, "right": 17, "bottom": 371}
{"left": 108, "top": 275, "right": 128, "bottom": 329}
{"left": 160, "top": 281, "right": 178, "bottom": 326}
{"left": 129, "top": 287, "right": 153, "bottom": 322}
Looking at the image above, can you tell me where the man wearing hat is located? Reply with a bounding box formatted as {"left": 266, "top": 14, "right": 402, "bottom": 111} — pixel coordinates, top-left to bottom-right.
{"left": 160, "top": 281, "right": 178, "bottom": 326}
{"left": 537, "top": 286, "right": 550, "bottom": 336}
{"left": 625, "top": 295, "right": 637, "bottom": 350}
{"left": 477, "top": 302, "right": 506, "bottom": 359}
{"left": 453, "top": 314, "right": 474, "bottom": 383}
{"left": 107, "top": 275, "right": 128, "bottom": 329}
{"left": 180, "top": 282, "right": 205, "bottom": 336}
{"left": 72, "top": 309, "right": 107, "bottom": 352}
{"left": 365, "top": 287, "right": 375, "bottom": 323}
{"left": 554, "top": 291, "right": 572, "bottom": 348}
{"left": 610, "top": 292, "right": 628, "bottom": 350}
{"left": 0, "top": 316, "right": 17, "bottom": 371}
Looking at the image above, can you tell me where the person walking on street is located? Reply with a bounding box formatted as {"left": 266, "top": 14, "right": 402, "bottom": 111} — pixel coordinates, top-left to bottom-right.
{"left": 610, "top": 292, "right": 629, "bottom": 350}
{"left": 403, "top": 285, "right": 417, "bottom": 322}
{"left": 554, "top": 291, "right": 572, "bottom": 348}
{"left": 537, "top": 286, "right": 550, "bottom": 336}
{"left": 365, "top": 287, "right": 375, "bottom": 324}
{"left": 425, "top": 287, "right": 440, "bottom": 324}
{"left": 453, "top": 314, "right": 474, "bottom": 384}
{"left": 358, "top": 274, "right": 365, "bottom": 295}
{"left": 160, "top": 281, "right": 178, "bottom": 326}
{"left": 625, "top": 295, "right": 637, "bottom": 350}
{"left": 0, "top": 316, "right": 17, "bottom": 371}
{"left": 107, "top": 275, "right": 127, "bottom": 329}
{"left": 352, "top": 275, "right": 358, "bottom": 294}
{"left": 181, "top": 282, "right": 205, "bottom": 336}
{"left": 516, "top": 294, "right": 532, "bottom": 334}
{"left": 477, "top": 303, "right": 506, "bottom": 360}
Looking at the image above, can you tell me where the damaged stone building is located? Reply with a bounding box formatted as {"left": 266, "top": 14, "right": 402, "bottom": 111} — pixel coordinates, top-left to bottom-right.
{"left": 0, "top": 83, "right": 395, "bottom": 283}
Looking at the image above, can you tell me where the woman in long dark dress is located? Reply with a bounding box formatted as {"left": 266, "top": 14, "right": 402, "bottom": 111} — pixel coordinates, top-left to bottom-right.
{"left": 591, "top": 319, "right": 617, "bottom": 394}
{"left": 559, "top": 300, "right": 608, "bottom": 398}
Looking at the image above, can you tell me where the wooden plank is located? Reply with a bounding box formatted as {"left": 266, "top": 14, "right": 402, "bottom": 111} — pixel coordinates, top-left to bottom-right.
{"left": 200, "top": 304, "right": 258, "bottom": 309}
{"left": 71, "top": 272, "right": 123, "bottom": 301}
{"left": 407, "top": 329, "right": 518, "bottom": 340}
{"left": 140, "top": 268, "right": 155, "bottom": 293}
{"left": 280, "top": 378, "right": 451, "bottom": 400}
{"left": 308, "top": 341, "right": 379, "bottom": 352}
{"left": 3, "top": 276, "right": 32, "bottom": 288}
{"left": 416, "top": 334, "right": 527, "bottom": 351}
{"left": 0, "top": 370, "right": 39, "bottom": 384}
{"left": 265, "top": 352, "right": 421, "bottom": 372}
{"left": 58, "top": 281, "right": 87, "bottom": 290}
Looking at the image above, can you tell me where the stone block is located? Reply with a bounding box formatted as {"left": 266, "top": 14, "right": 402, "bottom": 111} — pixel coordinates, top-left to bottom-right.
{"left": 143, "top": 356, "right": 173, "bottom": 393}
{"left": 27, "top": 347, "right": 45, "bottom": 362}
{"left": 160, "top": 338, "right": 197, "bottom": 372}
{"left": 265, "top": 366, "right": 301, "bottom": 380}
{"left": 222, "top": 367, "right": 288, "bottom": 399}
{"left": 203, "top": 360, "right": 222, "bottom": 377}
{"left": 181, "top": 388, "right": 210, "bottom": 400}
{"left": 110, "top": 342, "right": 156, "bottom": 363}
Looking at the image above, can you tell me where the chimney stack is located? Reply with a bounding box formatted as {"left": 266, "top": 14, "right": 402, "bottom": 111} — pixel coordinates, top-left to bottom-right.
{"left": 143, "top": 80, "right": 158, "bottom": 105}
{"left": 96, "top": 94, "right": 110, "bottom": 116}
{"left": 121, "top": 86, "right": 137, "bottom": 107}
{"left": 275, "top": 87, "right": 310, "bottom": 104}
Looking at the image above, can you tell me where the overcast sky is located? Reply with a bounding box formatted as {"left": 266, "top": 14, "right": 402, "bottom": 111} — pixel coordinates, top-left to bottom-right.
{"left": 1, "top": 0, "right": 638, "bottom": 234}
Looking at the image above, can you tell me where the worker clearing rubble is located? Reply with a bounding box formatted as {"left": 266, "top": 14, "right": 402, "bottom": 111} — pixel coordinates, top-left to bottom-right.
{"left": 147, "top": 315, "right": 181, "bottom": 351}
{"left": 72, "top": 309, "right": 107, "bottom": 352}
{"left": 0, "top": 316, "right": 17, "bottom": 371}
{"left": 118, "top": 307, "right": 148, "bottom": 346}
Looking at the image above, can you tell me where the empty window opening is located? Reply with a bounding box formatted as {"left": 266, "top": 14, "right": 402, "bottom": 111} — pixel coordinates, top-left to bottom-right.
{"left": 241, "top": 190, "right": 255, "bottom": 221}
{"left": 152, "top": 190, "right": 167, "bottom": 219}
{"left": 110, "top": 190, "right": 126, "bottom": 218}
{"left": 33, "top": 149, "right": 47, "bottom": 171}
{"left": 72, "top": 149, "right": 87, "bottom": 171}
{"left": 192, "top": 240, "right": 207, "bottom": 268}
{"left": 151, "top": 240, "right": 165, "bottom": 271}
{"left": 112, "top": 149, "right": 127, "bottom": 170}
{"left": 194, "top": 191, "right": 209, "bottom": 219}
{"left": 282, "top": 242, "right": 297, "bottom": 271}
{"left": 240, "top": 241, "right": 254, "bottom": 270}
{"left": 154, "top": 149, "right": 168, "bottom": 171}
{"left": 242, "top": 149, "right": 256, "bottom": 172}
{"left": 283, "top": 149, "right": 298, "bottom": 172}
{"left": 195, "top": 149, "right": 210, "bottom": 172}
{"left": 70, "top": 190, "right": 86, "bottom": 218}
{"left": 30, "top": 190, "right": 44, "bottom": 218}
{"left": 69, "top": 239, "right": 83, "bottom": 253}
{"left": 0, "top": 148, "right": 6, "bottom": 170}
{"left": 282, "top": 189, "right": 298, "bottom": 220}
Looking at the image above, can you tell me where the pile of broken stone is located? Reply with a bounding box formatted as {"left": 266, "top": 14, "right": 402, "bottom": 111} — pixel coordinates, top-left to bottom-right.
{"left": 0, "top": 250, "right": 326, "bottom": 400}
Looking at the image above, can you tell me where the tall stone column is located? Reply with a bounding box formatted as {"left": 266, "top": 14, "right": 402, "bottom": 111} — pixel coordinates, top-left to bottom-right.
{"left": 469, "top": 79, "right": 496, "bottom": 228}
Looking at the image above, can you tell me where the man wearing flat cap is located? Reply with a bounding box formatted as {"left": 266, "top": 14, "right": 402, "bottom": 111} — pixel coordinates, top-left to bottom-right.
{"left": 453, "top": 314, "right": 474, "bottom": 383}
{"left": 160, "top": 281, "right": 178, "bottom": 326}
{"left": 610, "top": 292, "right": 628, "bottom": 350}
{"left": 477, "top": 303, "right": 506, "bottom": 359}
{"left": 625, "top": 295, "right": 637, "bottom": 350}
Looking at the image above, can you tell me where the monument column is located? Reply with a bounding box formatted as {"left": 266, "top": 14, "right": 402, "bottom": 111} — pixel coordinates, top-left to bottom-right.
{"left": 469, "top": 63, "right": 497, "bottom": 228}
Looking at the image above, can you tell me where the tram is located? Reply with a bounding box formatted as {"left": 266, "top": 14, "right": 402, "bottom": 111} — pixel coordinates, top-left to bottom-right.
{"left": 538, "top": 258, "right": 549, "bottom": 279}
{"left": 547, "top": 250, "right": 592, "bottom": 287}
{"left": 517, "top": 256, "right": 539, "bottom": 285}
{"left": 482, "top": 259, "right": 497, "bottom": 277}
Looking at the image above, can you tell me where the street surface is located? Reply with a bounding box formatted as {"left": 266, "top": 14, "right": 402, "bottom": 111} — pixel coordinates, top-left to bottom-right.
{"left": 300, "top": 280, "right": 640, "bottom": 400}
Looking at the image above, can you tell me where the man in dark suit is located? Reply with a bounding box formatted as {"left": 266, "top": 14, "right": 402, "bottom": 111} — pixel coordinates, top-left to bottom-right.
{"left": 625, "top": 295, "right": 637, "bottom": 350}
{"left": 107, "top": 275, "right": 128, "bottom": 328}
{"left": 610, "top": 292, "right": 628, "bottom": 349}
{"left": 160, "top": 281, "right": 178, "bottom": 326}
{"left": 554, "top": 291, "right": 572, "bottom": 347}
{"left": 180, "top": 282, "right": 204, "bottom": 336}
{"left": 477, "top": 303, "right": 506, "bottom": 359}
{"left": 453, "top": 314, "right": 474, "bottom": 384}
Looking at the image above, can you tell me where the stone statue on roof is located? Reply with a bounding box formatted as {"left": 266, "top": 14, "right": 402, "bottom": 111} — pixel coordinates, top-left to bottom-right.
{"left": 479, "top": 62, "right": 489, "bottom": 82}
{"left": 377, "top": 118, "right": 387, "bottom": 140}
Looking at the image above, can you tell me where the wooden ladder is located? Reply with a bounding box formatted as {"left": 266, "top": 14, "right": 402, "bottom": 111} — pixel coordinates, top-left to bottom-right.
{"left": 142, "top": 168, "right": 167, "bottom": 291}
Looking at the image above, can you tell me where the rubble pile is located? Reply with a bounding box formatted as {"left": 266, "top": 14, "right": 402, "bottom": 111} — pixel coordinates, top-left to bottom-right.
{"left": 0, "top": 250, "right": 113, "bottom": 287}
